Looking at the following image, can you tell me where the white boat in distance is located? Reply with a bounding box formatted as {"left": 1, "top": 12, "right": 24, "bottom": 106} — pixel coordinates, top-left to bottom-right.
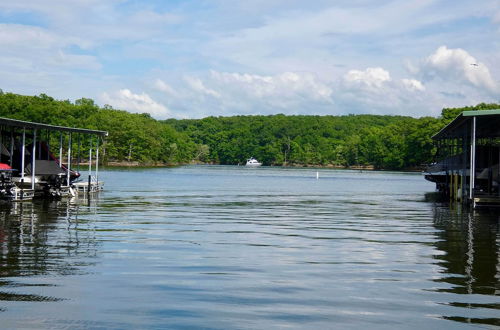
{"left": 245, "top": 157, "right": 262, "bottom": 167}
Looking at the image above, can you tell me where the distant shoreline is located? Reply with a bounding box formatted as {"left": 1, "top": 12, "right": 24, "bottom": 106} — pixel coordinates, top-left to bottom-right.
{"left": 88, "top": 161, "right": 424, "bottom": 172}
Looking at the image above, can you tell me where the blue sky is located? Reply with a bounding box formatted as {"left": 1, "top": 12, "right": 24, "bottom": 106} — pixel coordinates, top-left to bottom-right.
{"left": 0, "top": 0, "right": 499, "bottom": 119}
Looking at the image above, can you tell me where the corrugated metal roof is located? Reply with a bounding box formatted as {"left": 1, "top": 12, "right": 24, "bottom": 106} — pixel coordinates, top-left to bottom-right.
{"left": 0, "top": 117, "right": 108, "bottom": 136}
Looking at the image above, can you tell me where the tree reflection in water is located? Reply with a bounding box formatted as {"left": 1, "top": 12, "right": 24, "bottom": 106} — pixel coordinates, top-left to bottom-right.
{"left": 0, "top": 199, "right": 98, "bottom": 307}
{"left": 0, "top": 190, "right": 498, "bottom": 327}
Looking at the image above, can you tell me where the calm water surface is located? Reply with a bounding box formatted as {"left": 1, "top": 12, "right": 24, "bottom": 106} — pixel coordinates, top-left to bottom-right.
{"left": 0, "top": 166, "right": 499, "bottom": 329}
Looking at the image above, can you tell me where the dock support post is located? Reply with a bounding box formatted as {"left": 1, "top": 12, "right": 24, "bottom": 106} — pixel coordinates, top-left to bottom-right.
{"left": 59, "top": 132, "right": 63, "bottom": 166}
{"left": 9, "top": 128, "right": 14, "bottom": 167}
{"left": 31, "top": 129, "right": 37, "bottom": 191}
{"left": 88, "top": 136, "right": 92, "bottom": 194}
{"left": 462, "top": 133, "right": 467, "bottom": 202}
{"left": 46, "top": 130, "right": 50, "bottom": 160}
{"left": 21, "top": 128, "right": 25, "bottom": 199}
{"left": 77, "top": 133, "right": 81, "bottom": 172}
{"left": 67, "top": 133, "right": 72, "bottom": 187}
{"left": 488, "top": 138, "right": 493, "bottom": 195}
{"left": 448, "top": 171, "right": 453, "bottom": 202}
{"left": 96, "top": 137, "right": 100, "bottom": 186}
{"left": 469, "top": 117, "right": 476, "bottom": 201}
{"left": 460, "top": 174, "right": 463, "bottom": 201}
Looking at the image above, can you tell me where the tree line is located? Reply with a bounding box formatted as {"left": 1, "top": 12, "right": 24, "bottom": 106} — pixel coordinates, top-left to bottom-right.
{"left": 0, "top": 91, "right": 498, "bottom": 170}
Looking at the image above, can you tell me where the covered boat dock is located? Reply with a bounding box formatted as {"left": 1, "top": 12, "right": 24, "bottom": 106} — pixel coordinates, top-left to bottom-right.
{"left": 0, "top": 117, "right": 108, "bottom": 201}
{"left": 425, "top": 109, "right": 500, "bottom": 207}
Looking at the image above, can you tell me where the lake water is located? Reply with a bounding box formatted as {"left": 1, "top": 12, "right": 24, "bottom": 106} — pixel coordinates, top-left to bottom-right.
{"left": 0, "top": 166, "right": 499, "bottom": 329}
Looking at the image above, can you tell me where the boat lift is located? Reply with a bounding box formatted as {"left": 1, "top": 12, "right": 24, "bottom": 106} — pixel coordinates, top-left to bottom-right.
{"left": 0, "top": 117, "right": 108, "bottom": 201}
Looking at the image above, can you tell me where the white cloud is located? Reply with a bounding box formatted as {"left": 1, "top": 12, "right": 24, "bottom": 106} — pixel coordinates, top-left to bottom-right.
{"left": 50, "top": 50, "right": 101, "bottom": 70}
{"left": 153, "top": 71, "right": 334, "bottom": 117}
{"left": 0, "top": 23, "right": 101, "bottom": 99}
{"left": 210, "top": 71, "right": 332, "bottom": 101}
{"left": 333, "top": 67, "right": 441, "bottom": 116}
{"left": 417, "top": 46, "right": 498, "bottom": 93}
{"left": 184, "top": 76, "right": 221, "bottom": 98}
{"left": 402, "top": 78, "right": 425, "bottom": 92}
{"left": 343, "top": 67, "right": 391, "bottom": 88}
{"left": 129, "top": 10, "right": 183, "bottom": 26}
{"left": 1, "top": 1, "right": 499, "bottom": 119}
{"left": 100, "top": 89, "right": 170, "bottom": 118}
{"left": 0, "top": 24, "right": 56, "bottom": 48}
{"left": 0, "top": 2, "right": 181, "bottom": 46}
{"left": 150, "top": 58, "right": 497, "bottom": 118}
{"left": 153, "top": 79, "right": 176, "bottom": 95}
{"left": 157, "top": 66, "right": 473, "bottom": 118}
{"left": 203, "top": 0, "right": 496, "bottom": 77}
{"left": 0, "top": 24, "right": 100, "bottom": 71}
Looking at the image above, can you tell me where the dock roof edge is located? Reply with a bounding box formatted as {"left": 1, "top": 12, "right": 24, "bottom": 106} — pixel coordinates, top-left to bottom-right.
{"left": 0, "top": 117, "right": 108, "bottom": 136}
{"left": 432, "top": 109, "right": 500, "bottom": 140}
{"left": 461, "top": 109, "right": 500, "bottom": 117}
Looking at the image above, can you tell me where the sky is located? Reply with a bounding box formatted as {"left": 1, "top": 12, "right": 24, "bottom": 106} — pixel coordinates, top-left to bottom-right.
{"left": 0, "top": 0, "right": 499, "bottom": 119}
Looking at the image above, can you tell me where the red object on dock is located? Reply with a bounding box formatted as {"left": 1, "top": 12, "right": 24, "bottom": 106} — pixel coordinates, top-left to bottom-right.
{"left": 0, "top": 163, "right": 12, "bottom": 170}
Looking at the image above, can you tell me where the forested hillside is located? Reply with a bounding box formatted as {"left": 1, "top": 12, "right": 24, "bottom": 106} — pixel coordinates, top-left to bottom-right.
{"left": 0, "top": 91, "right": 498, "bottom": 169}
{"left": 0, "top": 92, "right": 196, "bottom": 164}
{"left": 165, "top": 114, "right": 443, "bottom": 169}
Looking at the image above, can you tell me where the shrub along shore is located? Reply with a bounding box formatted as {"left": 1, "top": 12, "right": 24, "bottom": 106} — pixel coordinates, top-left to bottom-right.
{"left": 0, "top": 91, "right": 498, "bottom": 170}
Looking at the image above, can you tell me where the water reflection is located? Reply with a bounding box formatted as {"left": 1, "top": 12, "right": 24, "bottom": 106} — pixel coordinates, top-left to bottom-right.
{"left": 0, "top": 199, "right": 98, "bottom": 308}
{"left": 0, "top": 167, "right": 499, "bottom": 328}
{"left": 432, "top": 205, "right": 500, "bottom": 326}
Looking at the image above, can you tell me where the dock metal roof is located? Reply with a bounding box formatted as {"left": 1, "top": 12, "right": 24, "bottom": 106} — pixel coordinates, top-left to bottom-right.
{"left": 432, "top": 109, "right": 500, "bottom": 140}
{"left": 0, "top": 117, "right": 108, "bottom": 136}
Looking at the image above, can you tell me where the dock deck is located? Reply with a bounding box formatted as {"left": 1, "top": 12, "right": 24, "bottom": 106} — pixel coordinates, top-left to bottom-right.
{"left": 73, "top": 181, "right": 104, "bottom": 194}
{"left": 12, "top": 188, "right": 35, "bottom": 201}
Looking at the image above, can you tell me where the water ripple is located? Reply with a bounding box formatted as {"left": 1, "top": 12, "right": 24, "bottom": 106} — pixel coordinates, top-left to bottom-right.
{"left": 0, "top": 166, "right": 498, "bottom": 328}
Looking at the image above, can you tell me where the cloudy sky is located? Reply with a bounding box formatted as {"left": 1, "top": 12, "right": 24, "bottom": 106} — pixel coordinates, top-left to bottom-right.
{"left": 0, "top": 0, "right": 499, "bottom": 119}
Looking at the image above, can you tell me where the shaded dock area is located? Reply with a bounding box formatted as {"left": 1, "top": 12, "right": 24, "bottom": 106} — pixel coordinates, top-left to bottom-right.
{"left": 425, "top": 110, "right": 500, "bottom": 208}
{"left": 0, "top": 117, "right": 107, "bottom": 201}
